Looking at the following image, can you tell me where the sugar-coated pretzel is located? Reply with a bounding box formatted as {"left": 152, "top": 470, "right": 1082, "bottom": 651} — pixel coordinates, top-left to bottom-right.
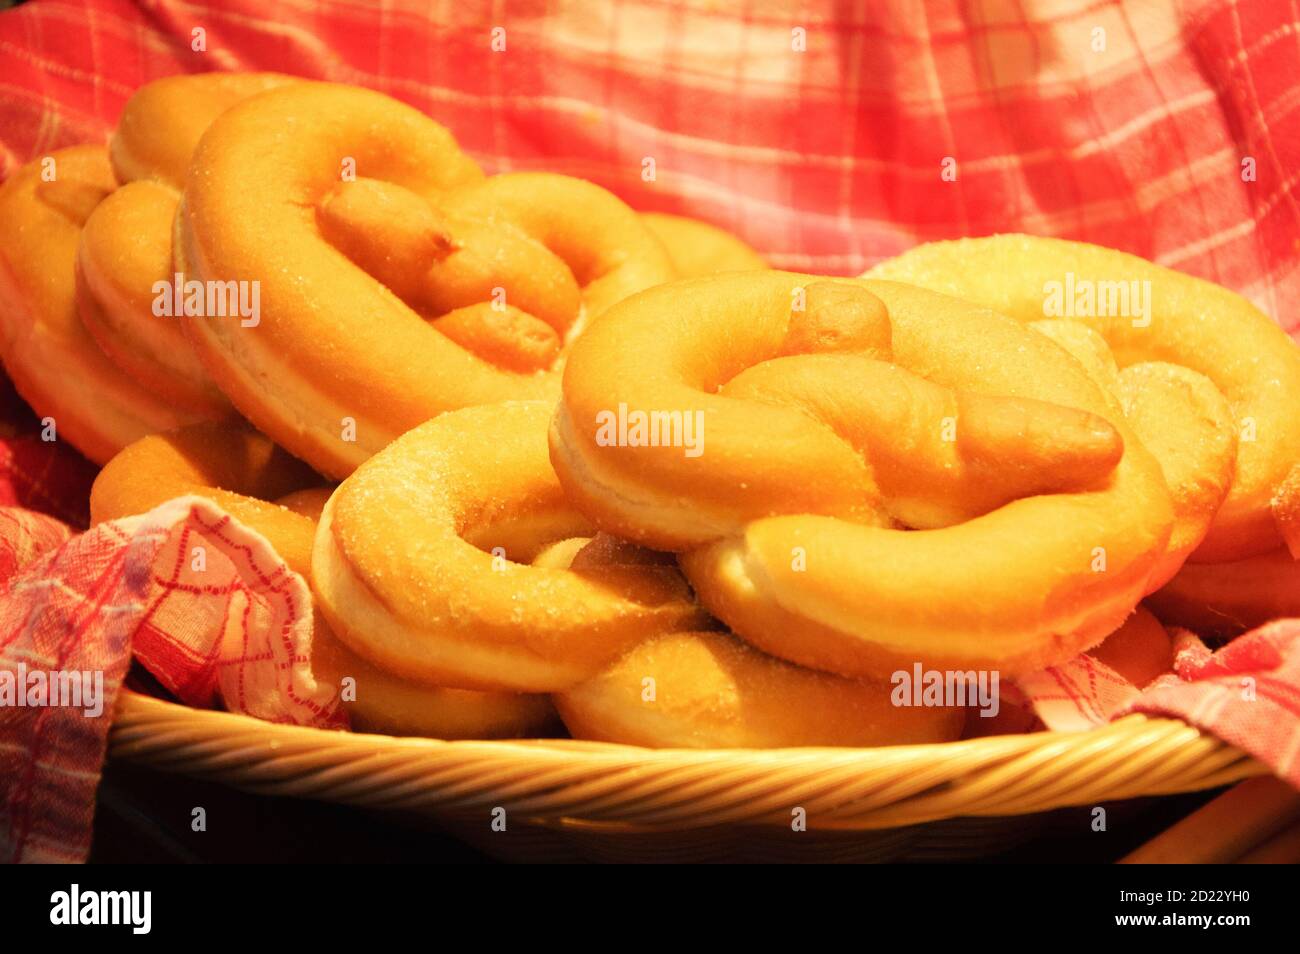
{"left": 866, "top": 234, "right": 1300, "bottom": 564}
{"left": 550, "top": 271, "right": 1176, "bottom": 678}
{"left": 312, "top": 400, "right": 960, "bottom": 746}
{"left": 0, "top": 146, "right": 199, "bottom": 463}
{"left": 541, "top": 534, "right": 963, "bottom": 747}
{"left": 77, "top": 73, "right": 295, "bottom": 420}
{"left": 178, "top": 81, "right": 675, "bottom": 477}
{"left": 640, "top": 212, "right": 767, "bottom": 276}
{"left": 90, "top": 422, "right": 555, "bottom": 739}
{"left": 532, "top": 533, "right": 954, "bottom": 748}
{"left": 312, "top": 401, "right": 712, "bottom": 693}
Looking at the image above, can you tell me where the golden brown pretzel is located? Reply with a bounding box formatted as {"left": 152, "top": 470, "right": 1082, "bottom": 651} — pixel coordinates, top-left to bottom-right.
{"left": 313, "top": 400, "right": 962, "bottom": 747}
{"left": 0, "top": 76, "right": 301, "bottom": 461}
{"left": 549, "top": 271, "right": 1176, "bottom": 678}
{"left": 554, "top": 628, "right": 965, "bottom": 749}
{"left": 177, "top": 81, "right": 675, "bottom": 477}
{"left": 312, "top": 401, "right": 711, "bottom": 693}
{"left": 868, "top": 234, "right": 1300, "bottom": 638}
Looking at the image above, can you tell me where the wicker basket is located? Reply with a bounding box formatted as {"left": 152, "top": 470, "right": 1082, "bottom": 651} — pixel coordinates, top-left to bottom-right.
{"left": 107, "top": 689, "right": 1266, "bottom": 861}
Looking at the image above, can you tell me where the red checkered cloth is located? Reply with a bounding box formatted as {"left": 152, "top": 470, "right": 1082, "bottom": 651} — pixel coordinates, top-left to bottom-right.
{"left": 2, "top": 0, "right": 1300, "bottom": 863}
{"left": 0, "top": 495, "right": 341, "bottom": 863}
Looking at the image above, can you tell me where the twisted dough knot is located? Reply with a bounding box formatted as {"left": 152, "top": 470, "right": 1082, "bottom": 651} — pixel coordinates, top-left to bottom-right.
{"left": 867, "top": 235, "right": 1300, "bottom": 636}
{"left": 867, "top": 234, "right": 1300, "bottom": 562}
{"left": 178, "top": 81, "right": 675, "bottom": 477}
{"left": 550, "top": 271, "right": 1178, "bottom": 678}
{"left": 315, "top": 177, "right": 580, "bottom": 374}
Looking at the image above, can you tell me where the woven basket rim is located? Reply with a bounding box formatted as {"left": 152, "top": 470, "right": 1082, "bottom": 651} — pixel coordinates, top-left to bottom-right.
{"left": 107, "top": 689, "right": 1268, "bottom": 831}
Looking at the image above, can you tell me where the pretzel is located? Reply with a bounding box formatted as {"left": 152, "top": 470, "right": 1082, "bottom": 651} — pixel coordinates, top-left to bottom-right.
{"left": 866, "top": 234, "right": 1300, "bottom": 563}
{"left": 77, "top": 73, "right": 294, "bottom": 420}
{"left": 549, "top": 272, "right": 1176, "bottom": 678}
{"left": 313, "top": 400, "right": 960, "bottom": 745}
{"left": 90, "top": 422, "right": 555, "bottom": 739}
{"left": 177, "top": 81, "right": 675, "bottom": 477}
{"left": 0, "top": 146, "right": 198, "bottom": 463}
{"left": 541, "top": 533, "right": 962, "bottom": 747}
{"left": 312, "top": 401, "right": 711, "bottom": 692}
{"left": 640, "top": 212, "right": 766, "bottom": 276}
{"left": 0, "top": 75, "right": 300, "bottom": 461}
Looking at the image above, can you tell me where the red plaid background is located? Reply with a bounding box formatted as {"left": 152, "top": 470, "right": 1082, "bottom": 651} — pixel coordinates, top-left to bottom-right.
{"left": 2, "top": 0, "right": 1300, "bottom": 863}
{"left": 1, "top": 0, "right": 1298, "bottom": 324}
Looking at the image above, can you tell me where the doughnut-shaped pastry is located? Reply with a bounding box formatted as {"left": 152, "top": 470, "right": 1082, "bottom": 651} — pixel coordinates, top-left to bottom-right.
{"left": 640, "top": 212, "right": 767, "bottom": 276}
{"left": 178, "top": 81, "right": 675, "bottom": 477}
{"left": 312, "top": 401, "right": 712, "bottom": 692}
{"left": 90, "top": 421, "right": 554, "bottom": 739}
{"left": 555, "top": 629, "right": 964, "bottom": 749}
{"left": 866, "top": 234, "right": 1300, "bottom": 563}
{"left": 0, "top": 146, "right": 199, "bottom": 463}
{"left": 550, "top": 272, "right": 1176, "bottom": 678}
{"left": 77, "top": 74, "right": 295, "bottom": 420}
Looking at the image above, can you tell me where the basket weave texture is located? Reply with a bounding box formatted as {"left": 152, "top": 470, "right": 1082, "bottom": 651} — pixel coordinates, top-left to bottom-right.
{"left": 109, "top": 690, "right": 1264, "bottom": 858}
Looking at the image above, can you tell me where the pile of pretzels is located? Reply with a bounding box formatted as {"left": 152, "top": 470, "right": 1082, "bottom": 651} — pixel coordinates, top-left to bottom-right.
{"left": 2, "top": 74, "right": 1298, "bottom": 748}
